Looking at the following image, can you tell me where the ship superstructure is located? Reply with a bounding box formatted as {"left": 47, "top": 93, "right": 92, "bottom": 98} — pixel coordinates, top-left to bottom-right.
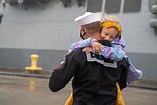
{"left": 0, "top": 0, "right": 157, "bottom": 80}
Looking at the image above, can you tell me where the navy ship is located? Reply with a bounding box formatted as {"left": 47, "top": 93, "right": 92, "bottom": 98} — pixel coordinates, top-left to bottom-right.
{"left": 0, "top": 0, "right": 157, "bottom": 80}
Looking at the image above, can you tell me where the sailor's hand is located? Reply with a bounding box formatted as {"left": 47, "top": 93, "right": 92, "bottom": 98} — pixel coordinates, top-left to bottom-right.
{"left": 82, "top": 47, "right": 92, "bottom": 53}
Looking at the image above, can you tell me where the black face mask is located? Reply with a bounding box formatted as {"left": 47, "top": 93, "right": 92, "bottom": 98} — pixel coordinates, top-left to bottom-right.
{"left": 80, "top": 32, "right": 86, "bottom": 39}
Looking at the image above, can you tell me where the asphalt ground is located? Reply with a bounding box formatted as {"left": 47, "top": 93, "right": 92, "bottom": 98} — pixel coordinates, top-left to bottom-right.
{"left": 0, "top": 68, "right": 157, "bottom": 90}
{"left": 0, "top": 74, "right": 157, "bottom": 105}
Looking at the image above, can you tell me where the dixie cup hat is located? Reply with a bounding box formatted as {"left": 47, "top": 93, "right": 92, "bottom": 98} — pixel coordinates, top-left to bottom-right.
{"left": 75, "top": 12, "right": 102, "bottom": 26}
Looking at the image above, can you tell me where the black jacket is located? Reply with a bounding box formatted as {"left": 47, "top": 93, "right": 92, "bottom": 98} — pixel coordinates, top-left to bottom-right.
{"left": 49, "top": 41, "right": 128, "bottom": 105}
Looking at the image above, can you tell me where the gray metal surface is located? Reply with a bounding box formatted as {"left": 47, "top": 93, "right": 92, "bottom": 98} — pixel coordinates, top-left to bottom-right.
{"left": 0, "top": 48, "right": 67, "bottom": 70}
{"left": 0, "top": 0, "right": 156, "bottom": 53}
{"left": 0, "top": 0, "right": 157, "bottom": 81}
{"left": 0, "top": 48, "right": 157, "bottom": 80}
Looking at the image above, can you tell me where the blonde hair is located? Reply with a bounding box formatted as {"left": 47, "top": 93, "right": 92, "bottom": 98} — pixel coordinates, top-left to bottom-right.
{"left": 102, "top": 15, "right": 122, "bottom": 36}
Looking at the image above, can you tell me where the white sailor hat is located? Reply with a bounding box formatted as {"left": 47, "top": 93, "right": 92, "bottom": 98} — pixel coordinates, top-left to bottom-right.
{"left": 75, "top": 12, "right": 102, "bottom": 26}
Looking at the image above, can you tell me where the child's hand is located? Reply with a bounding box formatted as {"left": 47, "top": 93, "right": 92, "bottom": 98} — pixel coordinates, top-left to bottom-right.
{"left": 82, "top": 47, "right": 93, "bottom": 53}
{"left": 92, "top": 42, "right": 102, "bottom": 53}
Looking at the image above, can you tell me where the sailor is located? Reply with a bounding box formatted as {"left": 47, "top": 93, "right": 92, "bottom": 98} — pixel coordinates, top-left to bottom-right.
{"left": 49, "top": 12, "right": 128, "bottom": 105}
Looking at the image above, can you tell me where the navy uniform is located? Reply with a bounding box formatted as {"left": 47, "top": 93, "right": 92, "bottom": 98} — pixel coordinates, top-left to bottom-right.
{"left": 49, "top": 40, "right": 128, "bottom": 105}
{"left": 49, "top": 12, "right": 128, "bottom": 105}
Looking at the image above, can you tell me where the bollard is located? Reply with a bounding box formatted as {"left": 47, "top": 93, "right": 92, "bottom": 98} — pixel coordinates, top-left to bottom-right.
{"left": 25, "top": 54, "right": 42, "bottom": 71}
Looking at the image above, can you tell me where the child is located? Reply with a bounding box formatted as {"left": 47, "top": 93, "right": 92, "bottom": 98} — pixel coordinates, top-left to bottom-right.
{"left": 70, "top": 15, "right": 142, "bottom": 83}
{"left": 65, "top": 15, "right": 142, "bottom": 105}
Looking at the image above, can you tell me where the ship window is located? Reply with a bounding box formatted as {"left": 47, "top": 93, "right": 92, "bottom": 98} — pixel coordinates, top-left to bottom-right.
{"left": 86, "top": 0, "right": 102, "bottom": 12}
{"left": 5, "top": 0, "right": 47, "bottom": 9}
{"left": 104, "top": 0, "right": 121, "bottom": 13}
{"left": 123, "top": 0, "right": 142, "bottom": 13}
{"left": 148, "top": 0, "right": 157, "bottom": 13}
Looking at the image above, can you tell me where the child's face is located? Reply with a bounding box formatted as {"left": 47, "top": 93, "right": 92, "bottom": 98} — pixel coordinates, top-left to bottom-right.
{"left": 100, "top": 27, "right": 118, "bottom": 42}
